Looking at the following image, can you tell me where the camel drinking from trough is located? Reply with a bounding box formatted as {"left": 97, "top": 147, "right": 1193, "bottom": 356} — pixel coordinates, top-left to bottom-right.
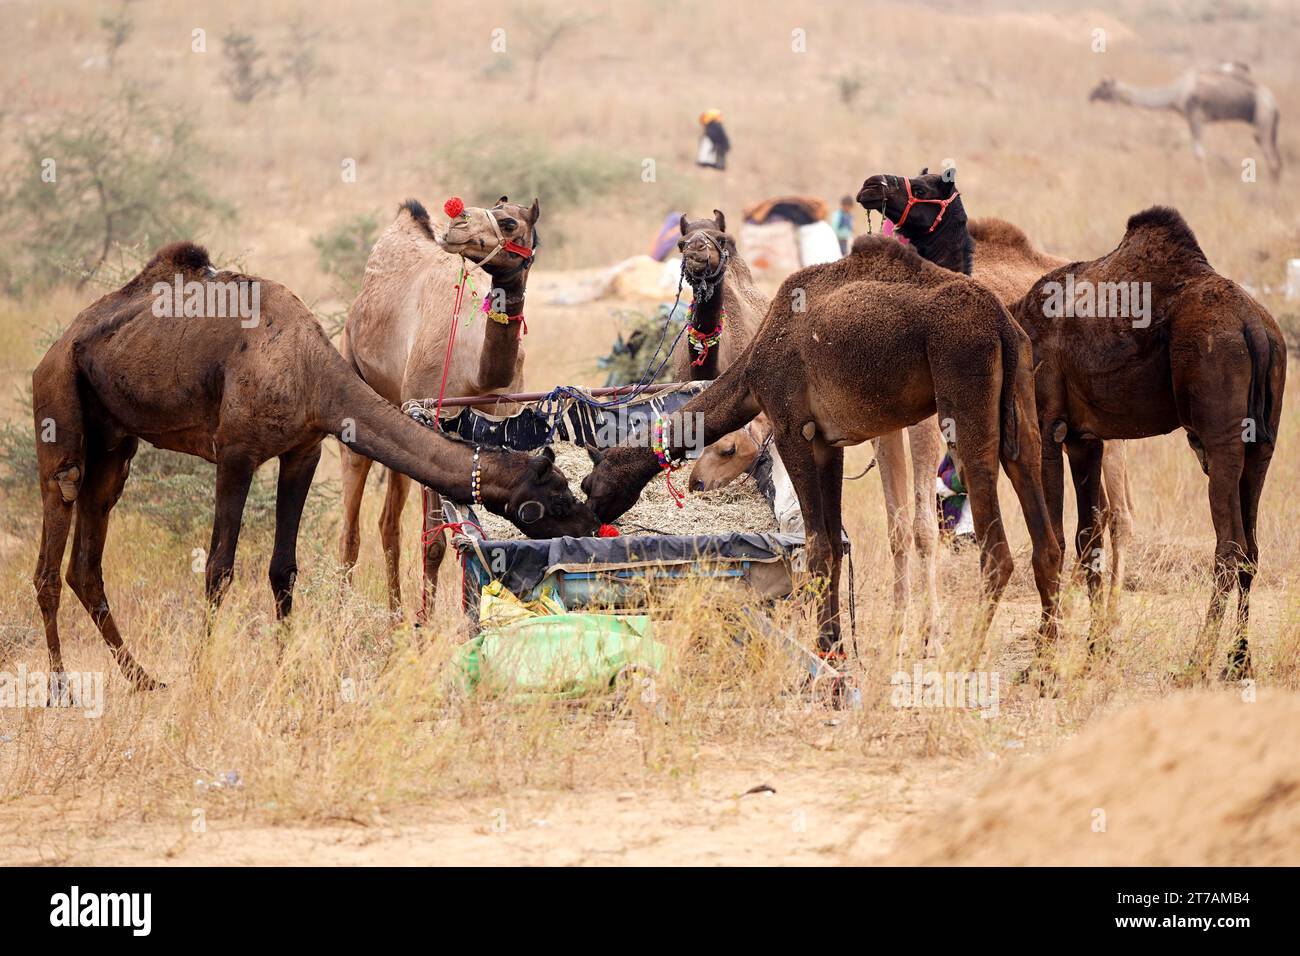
{"left": 31, "top": 242, "right": 595, "bottom": 692}
{"left": 582, "top": 236, "right": 1064, "bottom": 671}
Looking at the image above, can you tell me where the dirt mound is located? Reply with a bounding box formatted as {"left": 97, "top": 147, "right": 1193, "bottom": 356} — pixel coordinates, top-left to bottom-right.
{"left": 881, "top": 691, "right": 1300, "bottom": 866}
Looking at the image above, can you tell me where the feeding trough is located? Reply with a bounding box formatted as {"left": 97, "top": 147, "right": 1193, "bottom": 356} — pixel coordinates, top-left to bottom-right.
{"left": 405, "top": 381, "right": 855, "bottom": 686}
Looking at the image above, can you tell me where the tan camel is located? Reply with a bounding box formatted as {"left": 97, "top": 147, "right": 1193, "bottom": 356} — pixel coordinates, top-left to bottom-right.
{"left": 340, "top": 197, "right": 540, "bottom": 617}
{"left": 1014, "top": 207, "right": 1284, "bottom": 681}
{"left": 583, "top": 236, "right": 1064, "bottom": 671}
{"left": 858, "top": 170, "right": 1136, "bottom": 628}
{"left": 31, "top": 242, "right": 596, "bottom": 692}
{"left": 1090, "top": 66, "right": 1282, "bottom": 179}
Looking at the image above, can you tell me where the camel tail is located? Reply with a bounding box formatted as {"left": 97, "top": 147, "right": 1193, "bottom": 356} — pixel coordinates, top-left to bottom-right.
{"left": 1242, "top": 320, "right": 1277, "bottom": 446}
{"left": 997, "top": 323, "right": 1023, "bottom": 462}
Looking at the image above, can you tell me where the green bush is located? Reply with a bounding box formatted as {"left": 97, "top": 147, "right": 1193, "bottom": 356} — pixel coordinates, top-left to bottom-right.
{"left": 441, "top": 138, "right": 633, "bottom": 213}
{"left": 311, "top": 211, "right": 381, "bottom": 295}
{"left": 0, "top": 87, "right": 228, "bottom": 295}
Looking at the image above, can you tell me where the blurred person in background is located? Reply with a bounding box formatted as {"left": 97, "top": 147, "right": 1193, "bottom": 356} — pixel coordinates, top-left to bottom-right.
{"left": 696, "top": 109, "right": 730, "bottom": 171}
{"left": 832, "top": 195, "right": 855, "bottom": 254}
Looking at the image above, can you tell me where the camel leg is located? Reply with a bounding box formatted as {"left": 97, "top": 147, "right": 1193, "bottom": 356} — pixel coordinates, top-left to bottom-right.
{"left": 1185, "top": 442, "right": 1247, "bottom": 683}
{"left": 206, "top": 450, "right": 256, "bottom": 613}
{"left": 64, "top": 436, "right": 159, "bottom": 690}
{"left": 770, "top": 428, "right": 839, "bottom": 657}
{"left": 1225, "top": 443, "right": 1272, "bottom": 680}
{"left": 940, "top": 402, "right": 1012, "bottom": 664}
{"left": 32, "top": 355, "right": 91, "bottom": 701}
{"left": 1066, "top": 438, "right": 1108, "bottom": 655}
{"left": 1187, "top": 107, "right": 1208, "bottom": 165}
{"left": 418, "top": 487, "right": 448, "bottom": 625}
{"left": 873, "top": 431, "right": 911, "bottom": 648}
{"left": 379, "top": 469, "right": 412, "bottom": 618}
{"left": 1100, "top": 441, "right": 1133, "bottom": 623}
{"left": 818, "top": 441, "right": 845, "bottom": 652}
{"left": 338, "top": 444, "right": 373, "bottom": 582}
{"left": 269, "top": 444, "right": 322, "bottom": 619}
{"left": 908, "top": 419, "right": 943, "bottom": 655}
{"left": 999, "top": 439, "right": 1063, "bottom": 667}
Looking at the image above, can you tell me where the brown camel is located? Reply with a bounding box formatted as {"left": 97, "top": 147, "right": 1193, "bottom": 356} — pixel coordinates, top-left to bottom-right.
{"left": 32, "top": 242, "right": 595, "bottom": 692}
{"left": 583, "top": 236, "right": 1064, "bottom": 666}
{"left": 669, "top": 211, "right": 805, "bottom": 533}
{"left": 340, "top": 197, "right": 540, "bottom": 617}
{"left": 857, "top": 170, "right": 1135, "bottom": 624}
{"left": 1089, "top": 66, "right": 1282, "bottom": 179}
{"left": 1012, "top": 206, "right": 1285, "bottom": 680}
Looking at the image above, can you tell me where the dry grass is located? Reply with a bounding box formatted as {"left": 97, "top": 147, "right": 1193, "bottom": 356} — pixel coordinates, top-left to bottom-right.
{"left": 0, "top": 0, "right": 1298, "bottom": 864}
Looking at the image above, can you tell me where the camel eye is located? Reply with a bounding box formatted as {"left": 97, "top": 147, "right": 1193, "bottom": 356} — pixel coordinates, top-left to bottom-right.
{"left": 501, "top": 217, "right": 518, "bottom": 232}
{"left": 720, "top": 443, "right": 736, "bottom": 458}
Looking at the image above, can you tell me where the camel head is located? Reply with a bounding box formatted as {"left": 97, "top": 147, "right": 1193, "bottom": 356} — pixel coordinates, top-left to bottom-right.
{"left": 688, "top": 415, "right": 771, "bottom": 492}
{"left": 1089, "top": 77, "right": 1118, "bottom": 102}
{"left": 677, "top": 210, "right": 734, "bottom": 289}
{"left": 486, "top": 445, "right": 600, "bottom": 538}
{"left": 856, "top": 168, "right": 960, "bottom": 238}
{"left": 580, "top": 445, "right": 660, "bottom": 524}
{"left": 438, "top": 196, "right": 540, "bottom": 275}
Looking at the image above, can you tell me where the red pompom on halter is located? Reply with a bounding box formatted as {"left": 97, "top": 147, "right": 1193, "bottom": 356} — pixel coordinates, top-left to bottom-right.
{"left": 597, "top": 523, "right": 621, "bottom": 537}
{"left": 444, "top": 196, "right": 465, "bottom": 219}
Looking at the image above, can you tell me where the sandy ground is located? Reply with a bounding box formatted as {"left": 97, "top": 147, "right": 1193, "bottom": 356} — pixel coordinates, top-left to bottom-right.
{"left": 0, "top": 749, "right": 981, "bottom": 866}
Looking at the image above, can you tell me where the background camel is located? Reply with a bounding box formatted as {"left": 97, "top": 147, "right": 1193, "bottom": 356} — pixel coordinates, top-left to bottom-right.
{"left": 31, "top": 242, "right": 595, "bottom": 692}
{"left": 1013, "top": 206, "right": 1285, "bottom": 680}
{"left": 670, "top": 212, "right": 803, "bottom": 533}
{"left": 340, "top": 197, "right": 540, "bottom": 617}
{"left": 1089, "top": 66, "right": 1282, "bottom": 179}
{"left": 858, "top": 169, "right": 1135, "bottom": 625}
{"left": 583, "top": 236, "right": 1064, "bottom": 672}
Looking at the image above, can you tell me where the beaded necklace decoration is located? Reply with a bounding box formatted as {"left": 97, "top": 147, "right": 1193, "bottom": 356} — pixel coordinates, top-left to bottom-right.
{"left": 686, "top": 303, "right": 726, "bottom": 368}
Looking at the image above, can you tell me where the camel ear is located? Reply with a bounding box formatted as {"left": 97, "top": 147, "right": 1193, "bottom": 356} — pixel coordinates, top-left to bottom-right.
{"left": 531, "top": 451, "right": 553, "bottom": 482}
{"left": 680, "top": 213, "right": 691, "bottom": 235}
{"left": 919, "top": 167, "right": 929, "bottom": 176}
{"left": 712, "top": 209, "right": 727, "bottom": 232}
{"left": 497, "top": 195, "right": 509, "bottom": 206}
{"left": 540, "top": 445, "right": 556, "bottom": 463}
{"left": 585, "top": 446, "right": 606, "bottom": 467}
{"left": 528, "top": 198, "right": 540, "bottom": 223}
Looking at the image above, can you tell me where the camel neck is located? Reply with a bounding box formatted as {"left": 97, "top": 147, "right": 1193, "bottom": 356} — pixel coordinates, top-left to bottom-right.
{"left": 477, "top": 269, "right": 529, "bottom": 390}
{"left": 687, "top": 281, "right": 726, "bottom": 381}
{"left": 1113, "top": 80, "right": 1182, "bottom": 110}
{"left": 909, "top": 219, "right": 973, "bottom": 275}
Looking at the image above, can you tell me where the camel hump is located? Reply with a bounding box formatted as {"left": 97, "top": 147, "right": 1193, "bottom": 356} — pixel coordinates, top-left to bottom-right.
{"left": 1123, "top": 206, "right": 1207, "bottom": 261}
{"left": 398, "top": 198, "right": 437, "bottom": 242}
{"left": 123, "top": 242, "right": 213, "bottom": 292}
{"left": 969, "top": 218, "right": 1034, "bottom": 251}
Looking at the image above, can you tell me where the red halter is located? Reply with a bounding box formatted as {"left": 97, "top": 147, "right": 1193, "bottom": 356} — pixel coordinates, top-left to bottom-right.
{"left": 893, "top": 177, "right": 960, "bottom": 234}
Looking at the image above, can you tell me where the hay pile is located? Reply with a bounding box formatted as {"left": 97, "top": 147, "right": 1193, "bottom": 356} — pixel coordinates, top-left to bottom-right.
{"left": 473, "top": 441, "right": 779, "bottom": 540}
{"left": 878, "top": 691, "right": 1300, "bottom": 866}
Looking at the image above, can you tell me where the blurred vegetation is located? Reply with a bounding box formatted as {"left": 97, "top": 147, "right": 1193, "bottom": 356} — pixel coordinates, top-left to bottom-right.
{"left": 0, "top": 88, "right": 228, "bottom": 296}
{"left": 311, "top": 211, "right": 381, "bottom": 296}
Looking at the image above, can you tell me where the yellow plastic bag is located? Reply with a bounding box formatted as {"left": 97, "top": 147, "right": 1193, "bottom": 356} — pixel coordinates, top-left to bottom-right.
{"left": 477, "top": 580, "right": 565, "bottom": 629}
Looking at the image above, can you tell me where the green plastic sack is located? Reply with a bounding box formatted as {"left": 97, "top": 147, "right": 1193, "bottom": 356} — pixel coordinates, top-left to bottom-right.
{"left": 456, "top": 613, "right": 664, "bottom": 701}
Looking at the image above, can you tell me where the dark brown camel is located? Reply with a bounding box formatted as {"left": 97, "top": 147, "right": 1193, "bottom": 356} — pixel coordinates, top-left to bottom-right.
{"left": 32, "top": 242, "right": 596, "bottom": 691}
{"left": 858, "top": 168, "right": 1136, "bottom": 627}
{"left": 583, "top": 236, "right": 1063, "bottom": 665}
{"left": 1013, "top": 207, "right": 1285, "bottom": 680}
